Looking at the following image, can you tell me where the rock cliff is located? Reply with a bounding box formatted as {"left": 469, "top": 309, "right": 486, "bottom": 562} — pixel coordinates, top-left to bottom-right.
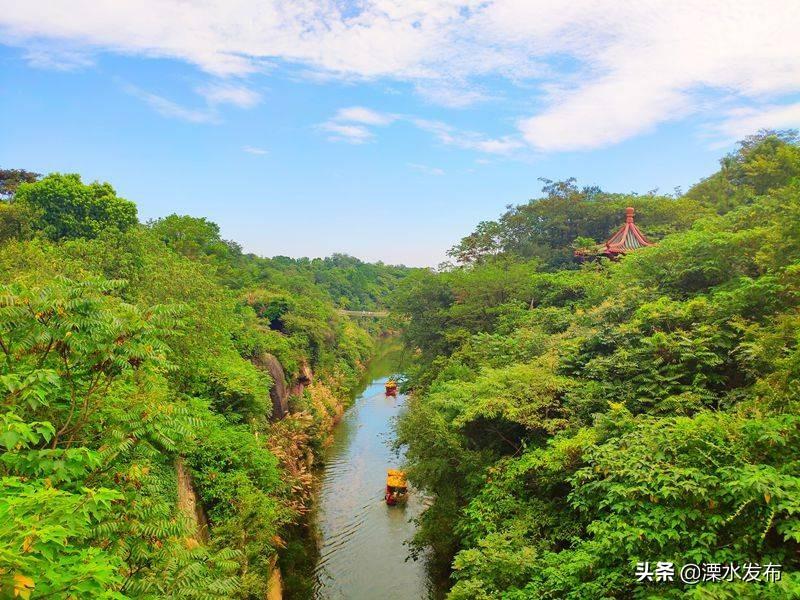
{"left": 251, "top": 352, "right": 290, "bottom": 419}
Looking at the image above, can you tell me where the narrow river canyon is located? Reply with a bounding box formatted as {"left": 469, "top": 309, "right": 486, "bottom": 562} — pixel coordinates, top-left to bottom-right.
{"left": 311, "top": 343, "right": 435, "bottom": 599}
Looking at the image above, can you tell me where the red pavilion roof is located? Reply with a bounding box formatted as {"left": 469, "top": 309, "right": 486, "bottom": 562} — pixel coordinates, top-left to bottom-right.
{"left": 603, "top": 207, "right": 653, "bottom": 256}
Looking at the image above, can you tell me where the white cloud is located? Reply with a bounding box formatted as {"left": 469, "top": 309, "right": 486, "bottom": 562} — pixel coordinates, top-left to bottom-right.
{"left": 408, "top": 163, "right": 445, "bottom": 176}
{"left": 518, "top": 82, "right": 689, "bottom": 151}
{"left": 119, "top": 80, "right": 261, "bottom": 122}
{"left": 22, "top": 46, "right": 93, "bottom": 71}
{"left": 322, "top": 107, "right": 523, "bottom": 155}
{"left": 414, "top": 83, "right": 493, "bottom": 108}
{"left": 3, "top": 1, "right": 800, "bottom": 150}
{"left": 243, "top": 145, "right": 269, "bottom": 155}
{"left": 334, "top": 106, "right": 397, "bottom": 125}
{"left": 470, "top": 136, "right": 524, "bottom": 154}
{"left": 318, "top": 121, "right": 374, "bottom": 143}
{"left": 411, "top": 118, "right": 523, "bottom": 155}
{"left": 319, "top": 106, "right": 395, "bottom": 144}
{"left": 712, "top": 103, "right": 800, "bottom": 145}
{"left": 198, "top": 83, "right": 261, "bottom": 108}
{"left": 121, "top": 83, "right": 218, "bottom": 123}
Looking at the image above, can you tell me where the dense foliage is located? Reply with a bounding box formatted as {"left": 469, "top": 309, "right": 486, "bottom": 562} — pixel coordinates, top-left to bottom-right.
{"left": 149, "top": 213, "right": 412, "bottom": 310}
{"left": 394, "top": 131, "right": 800, "bottom": 598}
{"left": 0, "top": 173, "right": 409, "bottom": 598}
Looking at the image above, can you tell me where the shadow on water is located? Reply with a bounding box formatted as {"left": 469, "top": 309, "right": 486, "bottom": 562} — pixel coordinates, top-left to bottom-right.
{"left": 289, "top": 337, "right": 441, "bottom": 600}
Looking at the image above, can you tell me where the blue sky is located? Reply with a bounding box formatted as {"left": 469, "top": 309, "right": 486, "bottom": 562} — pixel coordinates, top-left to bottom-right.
{"left": 2, "top": 1, "right": 800, "bottom": 266}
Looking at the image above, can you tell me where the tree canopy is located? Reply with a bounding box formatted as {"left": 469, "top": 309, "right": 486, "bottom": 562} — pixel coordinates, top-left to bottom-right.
{"left": 0, "top": 170, "right": 410, "bottom": 598}
{"left": 14, "top": 173, "right": 138, "bottom": 241}
{"left": 394, "top": 131, "right": 800, "bottom": 599}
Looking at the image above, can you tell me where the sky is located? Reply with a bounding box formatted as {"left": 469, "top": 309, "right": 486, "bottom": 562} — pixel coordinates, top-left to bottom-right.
{"left": 2, "top": 1, "right": 800, "bottom": 267}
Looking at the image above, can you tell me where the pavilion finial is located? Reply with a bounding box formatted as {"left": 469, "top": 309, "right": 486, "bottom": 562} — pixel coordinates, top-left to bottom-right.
{"left": 625, "top": 206, "right": 635, "bottom": 223}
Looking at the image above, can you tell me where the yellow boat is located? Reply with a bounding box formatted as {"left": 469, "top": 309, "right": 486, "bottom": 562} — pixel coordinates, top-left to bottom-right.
{"left": 385, "top": 379, "right": 398, "bottom": 397}
{"left": 385, "top": 469, "right": 407, "bottom": 505}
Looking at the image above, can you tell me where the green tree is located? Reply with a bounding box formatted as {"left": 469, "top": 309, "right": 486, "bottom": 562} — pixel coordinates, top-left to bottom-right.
{"left": 0, "top": 169, "right": 39, "bottom": 200}
{"left": 14, "top": 174, "right": 137, "bottom": 241}
{"left": 449, "top": 178, "right": 703, "bottom": 268}
{"left": 722, "top": 129, "right": 800, "bottom": 195}
{"left": 149, "top": 214, "right": 239, "bottom": 262}
{"left": 397, "top": 132, "right": 800, "bottom": 599}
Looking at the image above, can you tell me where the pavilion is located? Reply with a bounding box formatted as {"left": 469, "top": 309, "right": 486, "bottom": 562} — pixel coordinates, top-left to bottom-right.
{"left": 574, "top": 207, "right": 654, "bottom": 261}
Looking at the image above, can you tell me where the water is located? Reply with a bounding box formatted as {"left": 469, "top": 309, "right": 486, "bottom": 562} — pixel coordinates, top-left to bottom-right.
{"left": 312, "top": 343, "right": 433, "bottom": 599}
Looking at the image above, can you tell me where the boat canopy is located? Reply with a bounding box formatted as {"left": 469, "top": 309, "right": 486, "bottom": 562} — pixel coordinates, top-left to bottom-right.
{"left": 387, "top": 469, "right": 407, "bottom": 488}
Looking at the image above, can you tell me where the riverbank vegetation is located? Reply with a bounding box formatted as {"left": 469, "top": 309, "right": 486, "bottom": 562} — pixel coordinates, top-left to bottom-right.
{"left": 0, "top": 170, "right": 411, "bottom": 598}
{"left": 394, "top": 131, "right": 800, "bottom": 598}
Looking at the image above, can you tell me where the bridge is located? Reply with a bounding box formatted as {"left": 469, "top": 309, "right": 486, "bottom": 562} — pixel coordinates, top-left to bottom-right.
{"left": 337, "top": 309, "right": 389, "bottom": 318}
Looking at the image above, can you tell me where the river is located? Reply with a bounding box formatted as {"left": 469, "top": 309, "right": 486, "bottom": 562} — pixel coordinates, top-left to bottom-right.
{"left": 311, "top": 341, "right": 435, "bottom": 599}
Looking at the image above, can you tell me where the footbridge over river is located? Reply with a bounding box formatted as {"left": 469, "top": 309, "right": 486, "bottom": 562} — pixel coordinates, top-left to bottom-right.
{"left": 337, "top": 309, "right": 389, "bottom": 318}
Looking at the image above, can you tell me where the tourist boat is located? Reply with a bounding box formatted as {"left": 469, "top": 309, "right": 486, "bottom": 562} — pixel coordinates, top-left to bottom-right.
{"left": 385, "top": 469, "right": 408, "bottom": 505}
{"left": 385, "top": 379, "right": 398, "bottom": 397}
